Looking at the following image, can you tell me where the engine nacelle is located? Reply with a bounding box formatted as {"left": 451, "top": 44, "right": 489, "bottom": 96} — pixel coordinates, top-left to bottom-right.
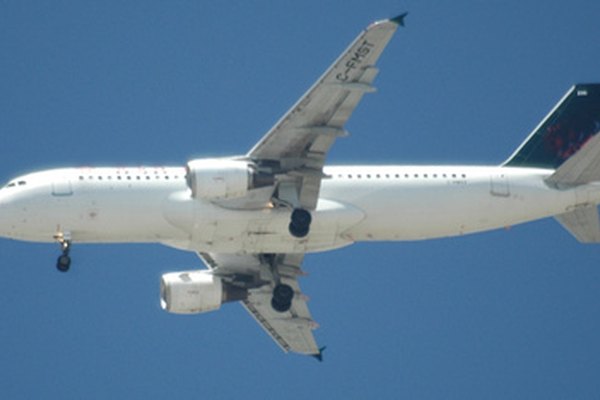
{"left": 186, "top": 158, "right": 272, "bottom": 201}
{"left": 186, "top": 158, "right": 249, "bottom": 200}
{"left": 160, "top": 270, "right": 247, "bottom": 314}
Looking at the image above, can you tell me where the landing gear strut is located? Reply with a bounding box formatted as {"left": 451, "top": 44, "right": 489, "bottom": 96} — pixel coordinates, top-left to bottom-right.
{"left": 288, "top": 208, "right": 311, "bottom": 238}
{"left": 271, "top": 283, "right": 294, "bottom": 313}
{"left": 54, "top": 233, "right": 72, "bottom": 272}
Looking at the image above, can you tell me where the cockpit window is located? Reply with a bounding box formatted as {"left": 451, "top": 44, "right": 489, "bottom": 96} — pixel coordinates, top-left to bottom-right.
{"left": 3, "top": 180, "right": 26, "bottom": 189}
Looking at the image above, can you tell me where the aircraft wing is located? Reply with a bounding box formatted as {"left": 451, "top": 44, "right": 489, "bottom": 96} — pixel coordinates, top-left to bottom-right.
{"left": 247, "top": 14, "right": 406, "bottom": 209}
{"left": 198, "top": 252, "right": 321, "bottom": 357}
{"left": 192, "top": 15, "right": 406, "bottom": 358}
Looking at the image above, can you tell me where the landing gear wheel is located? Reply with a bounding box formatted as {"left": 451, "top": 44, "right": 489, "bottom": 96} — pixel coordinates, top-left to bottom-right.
{"left": 271, "top": 283, "right": 294, "bottom": 313}
{"left": 54, "top": 234, "right": 72, "bottom": 273}
{"left": 289, "top": 208, "right": 312, "bottom": 238}
{"left": 56, "top": 255, "right": 71, "bottom": 272}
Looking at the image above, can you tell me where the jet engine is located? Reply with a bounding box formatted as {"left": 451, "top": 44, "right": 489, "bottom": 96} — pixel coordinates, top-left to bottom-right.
{"left": 185, "top": 158, "right": 273, "bottom": 201}
{"left": 160, "top": 270, "right": 247, "bottom": 314}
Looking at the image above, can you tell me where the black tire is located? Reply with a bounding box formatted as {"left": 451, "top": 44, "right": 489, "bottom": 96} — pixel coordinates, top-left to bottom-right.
{"left": 289, "top": 222, "right": 309, "bottom": 238}
{"left": 289, "top": 208, "right": 311, "bottom": 238}
{"left": 271, "top": 298, "right": 292, "bottom": 313}
{"left": 273, "top": 284, "right": 294, "bottom": 301}
{"left": 271, "top": 284, "right": 294, "bottom": 312}
{"left": 56, "top": 255, "right": 71, "bottom": 272}
{"left": 291, "top": 208, "right": 312, "bottom": 226}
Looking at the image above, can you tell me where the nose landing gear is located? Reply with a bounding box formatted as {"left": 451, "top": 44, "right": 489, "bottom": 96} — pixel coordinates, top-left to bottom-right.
{"left": 53, "top": 232, "right": 72, "bottom": 272}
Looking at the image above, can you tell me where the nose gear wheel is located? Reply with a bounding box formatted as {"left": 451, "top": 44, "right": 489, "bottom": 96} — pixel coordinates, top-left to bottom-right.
{"left": 54, "top": 232, "right": 72, "bottom": 272}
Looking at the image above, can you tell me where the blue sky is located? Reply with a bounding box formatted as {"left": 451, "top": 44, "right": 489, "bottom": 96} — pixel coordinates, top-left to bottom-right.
{"left": 2, "top": 1, "right": 600, "bottom": 398}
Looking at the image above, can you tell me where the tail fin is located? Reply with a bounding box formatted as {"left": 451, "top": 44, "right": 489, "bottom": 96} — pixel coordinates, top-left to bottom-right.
{"left": 504, "top": 83, "right": 600, "bottom": 170}
{"left": 508, "top": 84, "right": 600, "bottom": 243}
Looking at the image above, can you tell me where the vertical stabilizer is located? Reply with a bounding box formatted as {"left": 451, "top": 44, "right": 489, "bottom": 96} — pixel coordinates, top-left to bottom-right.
{"left": 505, "top": 84, "right": 600, "bottom": 243}
{"left": 504, "top": 84, "right": 600, "bottom": 169}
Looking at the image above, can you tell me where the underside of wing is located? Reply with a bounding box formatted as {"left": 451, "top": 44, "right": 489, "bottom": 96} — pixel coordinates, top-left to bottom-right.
{"left": 171, "top": 15, "right": 407, "bottom": 358}
{"left": 243, "top": 277, "right": 319, "bottom": 355}
{"left": 198, "top": 252, "right": 321, "bottom": 357}
{"left": 246, "top": 14, "right": 406, "bottom": 209}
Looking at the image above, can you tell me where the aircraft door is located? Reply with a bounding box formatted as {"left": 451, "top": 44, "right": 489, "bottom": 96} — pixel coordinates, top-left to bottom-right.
{"left": 490, "top": 173, "right": 510, "bottom": 197}
{"left": 52, "top": 178, "right": 73, "bottom": 196}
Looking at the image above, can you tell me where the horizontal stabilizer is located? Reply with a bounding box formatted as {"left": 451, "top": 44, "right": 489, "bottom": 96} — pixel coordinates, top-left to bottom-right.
{"left": 555, "top": 206, "right": 600, "bottom": 243}
{"left": 546, "top": 130, "right": 600, "bottom": 186}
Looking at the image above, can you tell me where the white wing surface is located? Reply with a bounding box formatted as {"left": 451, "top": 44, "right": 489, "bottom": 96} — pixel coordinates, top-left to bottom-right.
{"left": 198, "top": 252, "right": 320, "bottom": 356}
{"left": 194, "top": 15, "right": 405, "bottom": 358}
{"left": 248, "top": 14, "right": 406, "bottom": 209}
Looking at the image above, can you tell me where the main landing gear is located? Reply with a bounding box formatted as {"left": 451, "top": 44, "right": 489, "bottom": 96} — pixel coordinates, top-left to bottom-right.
{"left": 271, "top": 283, "right": 294, "bottom": 313}
{"left": 288, "top": 208, "right": 311, "bottom": 238}
{"left": 262, "top": 254, "right": 296, "bottom": 313}
{"left": 54, "top": 233, "right": 72, "bottom": 272}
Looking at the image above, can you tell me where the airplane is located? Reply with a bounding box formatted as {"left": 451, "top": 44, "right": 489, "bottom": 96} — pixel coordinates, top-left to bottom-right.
{"left": 1, "top": 13, "right": 600, "bottom": 360}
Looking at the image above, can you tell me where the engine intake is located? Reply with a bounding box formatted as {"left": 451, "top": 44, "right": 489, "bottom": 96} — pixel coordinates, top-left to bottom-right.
{"left": 185, "top": 158, "right": 273, "bottom": 201}
{"left": 160, "top": 270, "right": 247, "bottom": 314}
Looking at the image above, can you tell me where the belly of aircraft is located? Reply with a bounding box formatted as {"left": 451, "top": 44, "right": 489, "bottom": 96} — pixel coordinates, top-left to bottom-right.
{"left": 163, "top": 197, "right": 365, "bottom": 254}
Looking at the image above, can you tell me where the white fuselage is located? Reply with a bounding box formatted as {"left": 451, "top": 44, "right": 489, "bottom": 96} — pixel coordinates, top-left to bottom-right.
{"left": 1, "top": 165, "right": 599, "bottom": 254}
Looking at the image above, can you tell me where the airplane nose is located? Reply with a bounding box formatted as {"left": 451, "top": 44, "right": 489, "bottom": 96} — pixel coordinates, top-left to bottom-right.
{"left": 0, "top": 192, "right": 17, "bottom": 238}
{"left": 0, "top": 197, "right": 7, "bottom": 237}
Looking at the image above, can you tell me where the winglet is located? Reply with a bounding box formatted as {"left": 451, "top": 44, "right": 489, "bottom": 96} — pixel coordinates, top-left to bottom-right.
{"left": 390, "top": 12, "right": 408, "bottom": 27}
{"left": 311, "top": 346, "right": 327, "bottom": 362}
